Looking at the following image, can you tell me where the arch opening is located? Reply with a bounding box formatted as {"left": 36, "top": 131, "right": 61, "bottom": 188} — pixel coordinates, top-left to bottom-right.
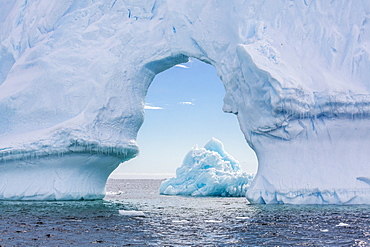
{"left": 111, "top": 58, "right": 258, "bottom": 179}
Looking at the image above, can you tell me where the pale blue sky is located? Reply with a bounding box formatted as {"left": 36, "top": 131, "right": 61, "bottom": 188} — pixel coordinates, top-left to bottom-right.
{"left": 110, "top": 59, "right": 258, "bottom": 179}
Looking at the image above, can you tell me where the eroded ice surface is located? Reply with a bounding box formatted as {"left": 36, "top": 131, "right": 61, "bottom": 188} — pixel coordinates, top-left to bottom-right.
{"left": 160, "top": 138, "right": 254, "bottom": 197}
{"left": 1, "top": 0, "right": 370, "bottom": 203}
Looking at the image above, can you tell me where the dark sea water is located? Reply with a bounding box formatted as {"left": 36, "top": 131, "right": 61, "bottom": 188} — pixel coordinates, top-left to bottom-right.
{"left": 0, "top": 179, "right": 370, "bottom": 246}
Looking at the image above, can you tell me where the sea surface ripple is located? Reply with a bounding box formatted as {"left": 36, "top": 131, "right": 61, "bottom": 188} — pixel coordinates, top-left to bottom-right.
{"left": 0, "top": 179, "right": 369, "bottom": 246}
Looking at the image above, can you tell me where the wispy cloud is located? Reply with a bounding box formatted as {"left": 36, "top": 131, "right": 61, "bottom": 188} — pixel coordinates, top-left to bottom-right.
{"left": 179, "top": 101, "right": 195, "bottom": 105}
{"left": 144, "top": 103, "right": 163, "bottom": 110}
{"left": 175, "top": 64, "right": 189, "bottom": 69}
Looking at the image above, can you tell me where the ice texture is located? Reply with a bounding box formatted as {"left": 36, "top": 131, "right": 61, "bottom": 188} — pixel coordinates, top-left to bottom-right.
{"left": 160, "top": 138, "right": 254, "bottom": 197}
{"left": 1, "top": 1, "right": 370, "bottom": 203}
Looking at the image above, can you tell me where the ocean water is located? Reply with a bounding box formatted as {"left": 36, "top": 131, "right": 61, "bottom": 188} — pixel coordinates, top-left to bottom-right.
{"left": 0, "top": 179, "right": 369, "bottom": 246}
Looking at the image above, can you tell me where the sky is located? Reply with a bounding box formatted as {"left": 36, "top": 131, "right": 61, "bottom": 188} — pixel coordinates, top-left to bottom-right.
{"left": 110, "top": 59, "right": 258, "bottom": 179}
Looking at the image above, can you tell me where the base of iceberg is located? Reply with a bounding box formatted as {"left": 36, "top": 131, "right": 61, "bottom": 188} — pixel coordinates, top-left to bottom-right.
{"left": 0, "top": 154, "right": 122, "bottom": 200}
{"left": 247, "top": 189, "right": 370, "bottom": 205}
{"left": 160, "top": 138, "right": 255, "bottom": 197}
{"left": 246, "top": 118, "right": 370, "bottom": 204}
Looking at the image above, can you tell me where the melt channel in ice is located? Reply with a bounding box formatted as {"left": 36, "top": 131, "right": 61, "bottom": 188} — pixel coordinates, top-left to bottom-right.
{"left": 160, "top": 138, "right": 255, "bottom": 197}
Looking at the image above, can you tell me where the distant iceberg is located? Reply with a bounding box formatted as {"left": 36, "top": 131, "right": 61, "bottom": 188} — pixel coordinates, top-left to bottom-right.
{"left": 160, "top": 138, "right": 255, "bottom": 197}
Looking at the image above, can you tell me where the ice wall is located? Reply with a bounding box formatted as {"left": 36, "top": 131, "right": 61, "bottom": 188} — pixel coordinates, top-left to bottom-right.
{"left": 160, "top": 138, "right": 254, "bottom": 197}
{"left": 1, "top": 0, "right": 370, "bottom": 203}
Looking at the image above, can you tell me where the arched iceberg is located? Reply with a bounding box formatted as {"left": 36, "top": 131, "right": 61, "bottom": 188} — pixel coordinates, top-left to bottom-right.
{"left": 1, "top": 1, "right": 370, "bottom": 203}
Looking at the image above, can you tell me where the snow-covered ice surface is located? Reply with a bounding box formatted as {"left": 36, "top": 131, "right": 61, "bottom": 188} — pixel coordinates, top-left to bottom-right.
{"left": 1, "top": 0, "right": 370, "bottom": 203}
{"left": 160, "top": 138, "right": 254, "bottom": 197}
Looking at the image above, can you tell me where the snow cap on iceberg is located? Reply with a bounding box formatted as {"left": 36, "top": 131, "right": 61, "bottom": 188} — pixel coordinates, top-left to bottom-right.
{"left": 159, "top": 138, "right": 255, "bottom": 197}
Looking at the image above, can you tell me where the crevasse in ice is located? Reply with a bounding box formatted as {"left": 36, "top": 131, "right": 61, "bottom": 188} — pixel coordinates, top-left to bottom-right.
{"left": 1, "top": 1, "right": 370, "bottom": 203}
{"left": 160, "top": 138, "right": 254, "bottom": 197}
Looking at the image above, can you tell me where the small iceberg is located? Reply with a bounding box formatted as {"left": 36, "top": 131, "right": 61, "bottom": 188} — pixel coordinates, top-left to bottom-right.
{"left": 159, "top": 138, "right": 255, "bottom": 197}
{"left": 118, "top": 210, "right": 146, "bottom": 217}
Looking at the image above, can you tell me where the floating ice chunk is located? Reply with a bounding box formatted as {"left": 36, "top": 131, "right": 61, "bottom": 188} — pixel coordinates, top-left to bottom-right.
{"left": 205, "top": 220, "right": 222, "bottom": 223}
{"left": 159, "top": 138, "right": 255, "bottom": 197}
{"left": 118, "top": 210, "right": 146, "bottom": 217}
{"left": 336, "top": 223, "right": 350, "bottom": 227}
{"left": 235, "top": 216, "right": 249, "bottom": 220}
{"left": 172, "top": 220, "right": 189, "bottom": 223}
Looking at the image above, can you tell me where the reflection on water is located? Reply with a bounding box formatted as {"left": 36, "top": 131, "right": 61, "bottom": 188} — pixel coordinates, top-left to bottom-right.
{"left": 0, "top": 179, "right": 369, "bottom": 246}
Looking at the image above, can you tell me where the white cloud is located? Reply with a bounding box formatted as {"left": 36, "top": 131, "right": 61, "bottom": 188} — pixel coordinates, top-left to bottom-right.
{"left": 144, "top": 103, "right": 163, "bottom": 110}
{"left": 175, "top": 64, "right": 189, "bottom": 69}
{"left": 179, "top": 101, "right": 195, "bottom": 105}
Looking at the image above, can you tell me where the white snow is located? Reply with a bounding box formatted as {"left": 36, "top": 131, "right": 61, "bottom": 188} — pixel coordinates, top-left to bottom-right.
{"left": 160, "top": 138, "right": 254, "bottom": 197}
{"left": 1, "top": 0, "right": 370, "bottom": 203}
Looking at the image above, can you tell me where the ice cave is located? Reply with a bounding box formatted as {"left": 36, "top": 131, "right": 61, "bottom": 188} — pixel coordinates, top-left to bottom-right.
{"left": 1, "top": 0, "right": 370, "bottom": 203}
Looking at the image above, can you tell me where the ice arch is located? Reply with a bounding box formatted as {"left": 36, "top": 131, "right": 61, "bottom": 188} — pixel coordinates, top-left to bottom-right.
{"left": 112, "top": 58, "right": 257, "bottom": 178}
{"left": 1, "top": 0, "right": 370, "bottom": 203}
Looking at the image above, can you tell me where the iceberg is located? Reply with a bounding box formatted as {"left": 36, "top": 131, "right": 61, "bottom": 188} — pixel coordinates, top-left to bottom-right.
{"left": 1, "top": 0, "right": 370, "bottom": 203}
{"left": 160, "top": 138, "right": 254, "bottom": 197}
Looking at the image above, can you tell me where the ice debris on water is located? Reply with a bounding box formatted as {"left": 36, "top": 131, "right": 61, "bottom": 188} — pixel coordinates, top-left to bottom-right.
{"left": 159, "top": 138, "right": 255, "bottom": 197}
{"left": 205, "top": 220, "right": 222, "bottom": 223}
{"left": 172, "top": 220, "right": 189, "bottom": 223}
{"left": 118, "top": 210, "right": 146, "bottom": 217}
{"left": 336, "top": 223, "right": 350, "bottom": 227}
